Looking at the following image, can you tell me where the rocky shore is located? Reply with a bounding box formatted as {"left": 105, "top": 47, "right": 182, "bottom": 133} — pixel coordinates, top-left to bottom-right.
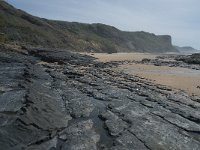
{"left": 103, "top": 53, "right": 200, "bottom": 71}
{"left": 0, "top": 47, "right": 200, "bottom": 150}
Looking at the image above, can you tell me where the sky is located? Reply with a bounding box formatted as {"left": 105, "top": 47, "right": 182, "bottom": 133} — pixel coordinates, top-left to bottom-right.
{"left": 6, "top": 0, "right": 200, "bottom": 49}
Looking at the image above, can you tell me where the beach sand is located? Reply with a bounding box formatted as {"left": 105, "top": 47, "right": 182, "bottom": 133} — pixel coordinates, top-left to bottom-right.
{"left": 87, "top": 52, "right": 158, "bottom": 62}
{"left": 90, "top": 53, "right": 200, "bottom": 96}
{"left": 120, "top": 64, "right": 200, "bottom": 96}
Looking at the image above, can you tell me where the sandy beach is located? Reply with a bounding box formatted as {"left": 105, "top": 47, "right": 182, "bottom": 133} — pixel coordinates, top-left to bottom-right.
{"left": 87, "top": 52, "right": 158, "bottom": 62}
{"left": 91, "top": 53, "right": 200, "bottom": 96}
{"left": 120, "top": 64, "right": 200, "bottom": 96}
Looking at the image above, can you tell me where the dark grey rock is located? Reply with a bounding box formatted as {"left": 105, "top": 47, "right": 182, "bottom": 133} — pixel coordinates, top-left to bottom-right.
{"left": 0, "top": 90, "right": 26, "bottom": 112}
{"left": 60, "top": 120, "right": 100, "bottom": 150}
{"left": 105, "top": 119, "right": 128, "bottom": 136}
{"left": 175, "top": 53, "right": 200, "bottom": 65}
{"left": 0, "top": 47, "right": 200, "bottom": 150}
{"left": 114, "top": 131, "right": 149, "bottom": 150}
{"left": 68, "top": 97, "right": 94, "bottom": 118}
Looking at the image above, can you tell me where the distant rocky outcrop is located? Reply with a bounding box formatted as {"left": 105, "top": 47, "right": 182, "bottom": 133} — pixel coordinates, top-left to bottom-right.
{"left": 175, "top": 53, "right": 200, "bottom": 65}
{"left": 0, "top": 1, "right": 178, "bottom": 53}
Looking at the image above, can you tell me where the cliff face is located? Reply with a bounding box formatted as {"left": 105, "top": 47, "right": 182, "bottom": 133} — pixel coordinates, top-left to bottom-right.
{"left": 119, "top": 33, "right": 175, "bottom": 53}
{"left": 0, "top": 1, "right": 177, "bottom": 53}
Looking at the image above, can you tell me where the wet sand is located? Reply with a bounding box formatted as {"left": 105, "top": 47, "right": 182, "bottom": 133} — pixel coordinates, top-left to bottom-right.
{"left": 90, "top": 53, "right": 200, "bottom": 96}
{"left": 120, "top": 64, "right": 200, "bottom": 96}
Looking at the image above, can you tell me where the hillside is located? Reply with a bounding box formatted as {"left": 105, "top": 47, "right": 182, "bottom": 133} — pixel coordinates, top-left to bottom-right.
{"left": 174, "top": 46, "right": 199, "bottom": 54}
{"left": 0, "top": 1, "right": 177, "bottom": 53}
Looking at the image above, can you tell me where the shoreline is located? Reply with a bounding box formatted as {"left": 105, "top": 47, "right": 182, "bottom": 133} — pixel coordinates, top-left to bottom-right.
{"left": 88, "top": 52, "right": 200, "bottom": 96}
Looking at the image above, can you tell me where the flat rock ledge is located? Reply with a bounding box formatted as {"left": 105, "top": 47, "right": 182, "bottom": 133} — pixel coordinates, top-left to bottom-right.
{"left": 0, "top": 47, "right": 200, "bottom": 150}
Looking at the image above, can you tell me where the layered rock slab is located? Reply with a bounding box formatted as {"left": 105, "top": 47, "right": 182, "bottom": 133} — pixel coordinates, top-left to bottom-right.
{"left": 0, "top": 47, "right": 200, "bottom": 150}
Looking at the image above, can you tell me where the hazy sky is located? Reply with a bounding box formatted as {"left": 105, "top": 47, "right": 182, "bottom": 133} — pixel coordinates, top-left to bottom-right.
{"left": 6, "top": 0, "right": 200, "bottom": 49}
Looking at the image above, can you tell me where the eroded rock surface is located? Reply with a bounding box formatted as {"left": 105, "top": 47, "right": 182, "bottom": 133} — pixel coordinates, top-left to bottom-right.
{"left": 140, "top": 53, "right": 200, "bottom": 70}
{"left": 175, "top": 53, "right": 200, "bottom": 65}
{"left": 0, "top": 47, "right": 200, "bottom": 150}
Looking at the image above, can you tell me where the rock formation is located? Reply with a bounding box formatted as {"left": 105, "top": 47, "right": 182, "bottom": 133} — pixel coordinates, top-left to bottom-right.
{"left": 0, "top": 45, "right": 200, "bottom": 150}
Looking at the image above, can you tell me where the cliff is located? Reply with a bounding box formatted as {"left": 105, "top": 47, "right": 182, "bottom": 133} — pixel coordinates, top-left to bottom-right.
{"left": 0, "top": 1, "right": 177, "bottom": 53}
